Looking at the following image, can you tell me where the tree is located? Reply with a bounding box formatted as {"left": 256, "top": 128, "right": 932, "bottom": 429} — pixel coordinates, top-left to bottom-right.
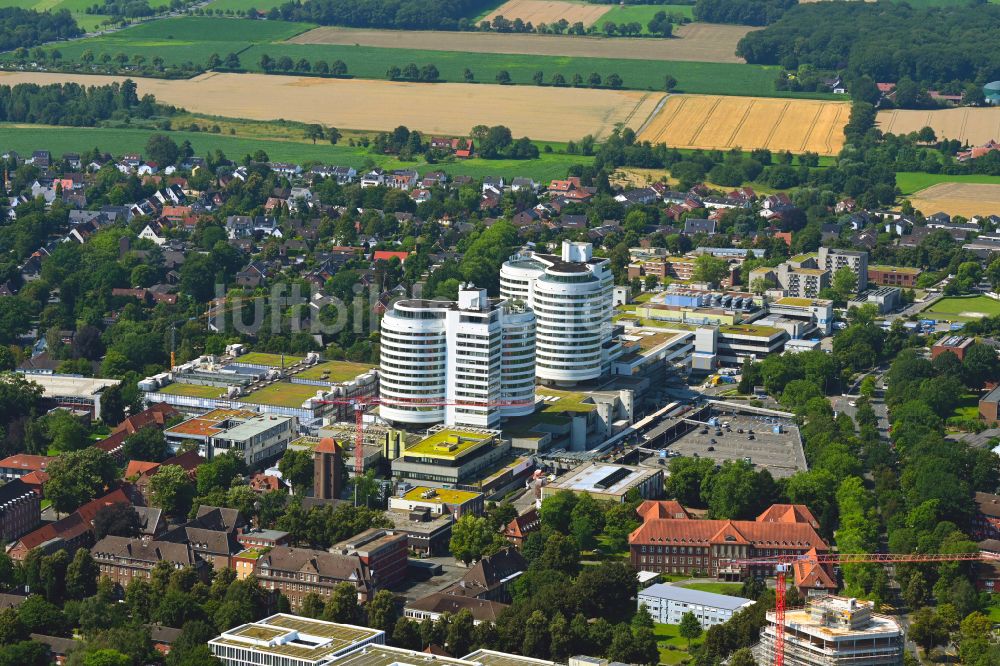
{"left": 42, "top": 409, "right": 89, "bottom": 453}
{"left": 832, "top": 266, "right": 858, "bottom": 299}
{"left": 540, "top": 490, "right": 578, "bottom": 533}
{"left": 606, "top": 73, "right": 623, "bottom": 88}
{"left": 569, "top": 492, "right": 605, "bottom": 550}
{"left": 279, "top": 449, "right": 313, "bottom": 494}
{"left": 366, "top": 590, "right": 397, "bottom": 634}
{"left": 521, "top": 610, "right": 549, "bottom": 658}
{"left": 677, "top": 611, "right": 702, "bottom": 649}
{"left": 148, "top": 464, "right": 195, "bottom": 518}
{"left": 145, "top": 134, "right": 179, "bottom": 167}
{"left": 664, "top": 74, "right": 678, "bottom": 91}
{"left": 496, "top": 70, "right": 511, "bottom": 84}
{"left": 730, "top": 648, "right": 757, "bottom": 666}
{"left": 910, "top": 606, "right": 948, "bottom": 653}
{"left": 123, "top": 427, "right": 168, "bottom": 463}
{"left": 963, "top": 343, "right": 999, "bottom": 390}
{"left": 322, "top": 582, "right": 360, "bottom": 623}
{"left": 45, "top": 448, "right": 116, "bottom": 515}
{"left": 693, "top": 254, "right": 729, "bottom": 287}
{"left": 65, "top": 548, "right": 99, "bottom": 601}
{"left": 305, "top": 124, "right": 325, "bottom": 144}
{"left": 327, "top": 127, "right": 342, "bottom": 145}
{"left": 449, "top": 514, "right": 504, "bottom": 565}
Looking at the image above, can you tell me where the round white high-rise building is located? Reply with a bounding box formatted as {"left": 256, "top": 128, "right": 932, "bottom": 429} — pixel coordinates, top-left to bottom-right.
{"left": 500, "top": 241, "right": 615, "bottom": 385}
{"left": 379, "top": 286, "right": 535, "bottom": 428}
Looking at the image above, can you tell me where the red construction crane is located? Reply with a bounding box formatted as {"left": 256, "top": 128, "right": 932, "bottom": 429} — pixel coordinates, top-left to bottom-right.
{"left": 316, "top": 396, "right": 534, "bottom": 486}
{"left": 725, "top": 551, "right": 1000, "bottom": 666}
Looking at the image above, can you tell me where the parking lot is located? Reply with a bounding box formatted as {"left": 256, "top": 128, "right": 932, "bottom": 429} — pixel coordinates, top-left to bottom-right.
{"left": 654, "top": 413, "right": 807, "bottom": 478}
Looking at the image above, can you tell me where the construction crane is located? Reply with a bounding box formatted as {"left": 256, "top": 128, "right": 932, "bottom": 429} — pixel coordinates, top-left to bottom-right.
{"left": 315, "top": 396, "right": 534, "bottom": 492}
{"left": 726, "top": 551, "right": 1000, "bottom": 666}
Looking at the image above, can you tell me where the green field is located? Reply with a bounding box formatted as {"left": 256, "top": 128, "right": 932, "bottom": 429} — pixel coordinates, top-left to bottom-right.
{"left": 0, "top": 123, "right": 593, "bottom": 179}
{"left": 896, "top": 172, "right": 1000, "bottom": 196}
{"left": 598, "top": 3, "right": 694, "bottom": 27}
{"left": 29, "top": 16, "right": 838, "bottom": 98}
{"left": 923, "top": 295, "right": 1000, "bottom": 321}
{"left": 239, "top": 42, "right": 796, "bottom": 96}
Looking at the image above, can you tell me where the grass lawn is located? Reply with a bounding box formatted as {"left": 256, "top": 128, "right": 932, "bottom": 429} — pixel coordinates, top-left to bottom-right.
{"left": 678, "top": 581, "right": 744, "bottom": 596}
{"left": 950, "top": 392, "right": 980, "bottom": 420}
{"left": 296, "top": 360, "right": 375, "bottom": 383}
{"left": 653, "top": 622, "right": 704, "bottom": 665}
{"left": 896, "top": 172, "right": 1000, "bottom": 196}
{"left": 598, "top": 4, "right": 694, "bottom": 27}
{"left": 0, "top": 123, "right": 593, "bottom": 180}
{"left": 985, "top": 597, "right": 1000, "bottom": 622}
{"left": 240, "top": 381, "right": 320, "bottom": 407}
{"left": 236, "top": 352, "right": 304, "bottom": 367}
{"left": 30, "top": 16, "right": 839, "bottom": 98}
{"left": 924, "top": 295, "right": 1000, "bottom": 321}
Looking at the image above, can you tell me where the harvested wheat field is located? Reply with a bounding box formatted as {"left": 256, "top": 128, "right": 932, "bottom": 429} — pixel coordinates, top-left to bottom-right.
{"left": 0, "top": 71, "right": 663, "bottom": 141}
{"left": 287, "top": 23, "right": 754, "bottom": 63}
{"left": 482, "top": 0, "right": 612, "bottom": 27}
{"left": 636, "top": 94, "right": 851, "bottom": 155}
{"left": 908, "top": 183, "right": 1000, "bottom": 218}
{"left": 878, "top": 107, "right": 1000, "bottom": 145}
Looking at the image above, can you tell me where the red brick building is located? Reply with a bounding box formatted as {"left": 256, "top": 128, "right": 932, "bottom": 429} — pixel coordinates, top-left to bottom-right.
{"left": 931, "top": 335, "right": 975, "bottom": 361}
{"left": 332, "top": 528, "right": 408, "bottom": 589}
{"left": 628, "top": 502, "right": 829, "bottom": 580}
{"left": 0, "top": 479, "right": 40, "bottom": 542}
{"left": 868, "top": 266, "right": 919, "bottom": 288}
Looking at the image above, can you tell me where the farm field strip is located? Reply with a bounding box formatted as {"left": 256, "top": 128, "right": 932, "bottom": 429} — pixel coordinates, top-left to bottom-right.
{"left": 637, "top": 94, "right": 850, "bottom": 155}
{"left": 878, "top": 107, "right": 1000, "bottom": 145}
{"left": 286, "top": 22, "right": 753, "bottom": 63}
{"left": 0, "top": 71, "right": 662, "bottom": 142}
{"left": 907, "top": 182, "right": 1000, "bottom": 218}
{"left": 482, "top": 0, "right": 611, "bottom": 27}
{"left": 18, "top": 16, "right": 839, "bottom": 98}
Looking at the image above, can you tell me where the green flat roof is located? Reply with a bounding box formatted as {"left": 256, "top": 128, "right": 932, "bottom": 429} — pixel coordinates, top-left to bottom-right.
{"left": 538, "top": 388, "right": 597, "bottom": 413}
{"left": 871, "top": 264, "right": 920, "bottom": 275}
{"left": 236, "top": 352, "right": 305, "bottom": 367}
{"left": 158, "top": 383, "right": 226, "bottom": 398}
{"left": 720, "top": 324, "right": 782, "bottom": 336}
{"left": 790, "top": 252, "right": 817, "bottom": 262}
{"left": 296, "top": 360, "right": 375, "bottom": 383}
{"left": 240, "top": 382, "right": 322, "bottom": 408}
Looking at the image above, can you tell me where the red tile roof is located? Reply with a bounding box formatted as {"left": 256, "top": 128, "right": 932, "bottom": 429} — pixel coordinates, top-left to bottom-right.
{"left": 13, "top": 488, "right": 130, "bottom": 553}
{"left": 630, "top": 517, "right": 827, "bottom": 550}
{"left": 372, "top": 250, "right": 410, "bottom": 263}
{"left": 0, "top": 455, "right": 53, "bottom": 473}
{"left": 637, "top": 500, "right": 690, "bottom": 521}
{"left": 756, "top": 504, "right": 820, "bottom": 530}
